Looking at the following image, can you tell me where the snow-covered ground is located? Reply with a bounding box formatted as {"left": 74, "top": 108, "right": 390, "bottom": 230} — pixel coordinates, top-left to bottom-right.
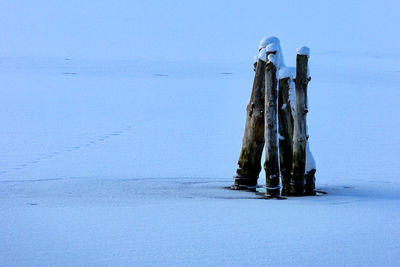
{"left": 1, "top": 1, "right": 400, "bottom": 266}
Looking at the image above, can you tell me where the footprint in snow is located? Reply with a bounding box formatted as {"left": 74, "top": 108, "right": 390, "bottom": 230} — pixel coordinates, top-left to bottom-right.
{"left": 4, "top": 125, "right": 134, "bottom": 175}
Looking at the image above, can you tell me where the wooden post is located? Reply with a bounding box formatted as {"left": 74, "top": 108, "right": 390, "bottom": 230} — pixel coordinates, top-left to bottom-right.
{"left": 305, "top": 168, "right": 316, "bottom": 195}
{"left": 291, "top": 47, "right": 311, "bottom": 196}
{"left": 278, "top": 76, "right": 294, "bottom": 196}
{"left": 233, "top": 59, "right": 266, "bottom": 189}
{"left": 264, "top": 50, "right": 280, "bottom": 197}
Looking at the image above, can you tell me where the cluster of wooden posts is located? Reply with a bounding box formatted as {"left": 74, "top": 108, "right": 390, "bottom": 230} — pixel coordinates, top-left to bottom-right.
{"left": 233, "top": 38, "right": 316, "bottom": 198}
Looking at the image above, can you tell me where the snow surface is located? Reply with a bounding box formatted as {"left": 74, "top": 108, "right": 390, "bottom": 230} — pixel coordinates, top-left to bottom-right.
{"left": 1, "top": 50, "right": 399, "bottom": 267}
{"left": 1, "top": 1, "right": 400, "bottom": 266}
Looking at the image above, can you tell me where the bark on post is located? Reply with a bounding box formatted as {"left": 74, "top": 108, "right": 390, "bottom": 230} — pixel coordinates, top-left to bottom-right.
{"left": 264, "top": 51, "right": 280, "bottom": 197}
{"left": 233, "top": 59, "right": 266, "bottom": 189}
{"left": 291, "top": 47, "right": 311, "bottom": 196}
{"left": 305, "top": 168, "right": 316, "bottom": 195}
{"left": 278, "top": 77, "right": 294, "bottom": 196}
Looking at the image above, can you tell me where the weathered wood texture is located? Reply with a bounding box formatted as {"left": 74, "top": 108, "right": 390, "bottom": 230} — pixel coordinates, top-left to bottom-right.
{"left": 234, "top": 59, "right": 266, "bottom": 188}
{"left": 278, "top": 77, "right": 294, "bottom": 196}
{"left": 305, "top": 168, "right": 316, "bottom": 195}
{"left": 264, "top": 53, "right": 280, "bottom": 197}
{"left": 291, "top": 54, "right": 310, "bottom": 195}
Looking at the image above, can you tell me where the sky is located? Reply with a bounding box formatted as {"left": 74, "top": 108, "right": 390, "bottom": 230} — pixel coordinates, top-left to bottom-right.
{"left": 1, "top": 0, "right": 399, "bottom": 63}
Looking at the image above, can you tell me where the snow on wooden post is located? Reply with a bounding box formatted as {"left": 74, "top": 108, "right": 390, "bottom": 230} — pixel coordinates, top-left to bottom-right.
{"left": 233, "top": 55, "right": 266, "bottom": 190}
{"left": 278, "top": 71, "right": 294, "bottom": 196}
{"left": 291, "top": 47, "right": 311, "bottom": 196}
{"left": 264, "top": 45, "right": 280, "bottom": 197}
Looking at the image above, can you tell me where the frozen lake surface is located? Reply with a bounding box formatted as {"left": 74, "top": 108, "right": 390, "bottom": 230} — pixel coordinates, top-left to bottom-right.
{"left": 1, "top": 52, "right": 399, "bottom": 266}
{"left": 1, "top": 0, "right": 400, "bottom": 266}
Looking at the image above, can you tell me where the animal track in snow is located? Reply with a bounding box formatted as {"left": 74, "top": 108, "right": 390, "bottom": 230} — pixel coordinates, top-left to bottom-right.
{"left": 0, "top": 125, "right": 135, "bottom": 176}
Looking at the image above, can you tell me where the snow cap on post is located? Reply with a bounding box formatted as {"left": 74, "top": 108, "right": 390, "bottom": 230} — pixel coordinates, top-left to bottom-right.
{"left": 258, "top": 48, "right": 266, "bottom": 62}
{"left": 279, "top": 66, "right": 295, "bottom": 79}
{"left": 296, "top": 46, "right": 310, "bottom": 57}
{"left": 266, "top": 43, "right": 279, "bottom": 53}
{"left": 266, "top": 43, "right": 279, "bottom": 65}
{"left": 259, "top": 36, "right": 280, "bottom": 51}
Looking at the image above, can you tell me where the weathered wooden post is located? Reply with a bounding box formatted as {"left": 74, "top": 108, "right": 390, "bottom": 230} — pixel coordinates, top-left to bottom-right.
{"left": 233, "top": 55, "right": 266, "bottom": 190}
{"left": 278, "top": 68, "right": 295, "bottom": 196}
{"left": 291, "top": 47, "right": 311, "bottom": 196}
{"left": 264, "top": 45, "right": 280, "bottom": 197}
{"left": 305, "top": 139, "right": 317, "bottom": 195}
{"left": 305, "top": 168, "right": 316, "bottom": 195}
